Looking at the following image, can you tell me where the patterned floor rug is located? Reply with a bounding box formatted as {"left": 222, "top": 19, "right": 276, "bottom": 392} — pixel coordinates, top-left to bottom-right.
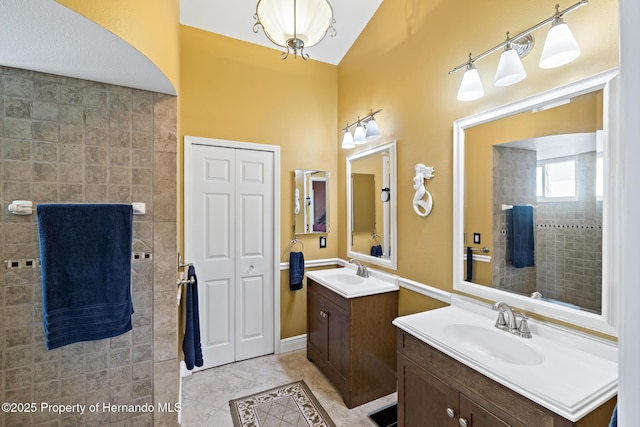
{"left": 229, "top": 380, "right": 336, "bottom": 427}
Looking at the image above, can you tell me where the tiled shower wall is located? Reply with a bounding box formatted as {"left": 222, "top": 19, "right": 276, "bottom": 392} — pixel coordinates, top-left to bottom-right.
{"left": 0, "top": 66, "right": 178, "bottom": 426}
{"left": 536, "top": 152, "right": 602, "bottom": 312}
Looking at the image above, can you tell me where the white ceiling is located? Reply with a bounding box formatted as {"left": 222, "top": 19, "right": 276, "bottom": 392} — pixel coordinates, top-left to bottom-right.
{"left": 0, "top": 0, "right": 175, "bottom": 95}
{"left": 179, "top": 0, "right": 383, "bottom": 65}
{"left": 0, "top": 0, "right": 380, "bottom": 96}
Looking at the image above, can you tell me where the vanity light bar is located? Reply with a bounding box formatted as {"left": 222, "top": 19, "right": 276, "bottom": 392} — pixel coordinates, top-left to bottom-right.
{"left": 342, "top": 109, "right": 382, "bottom": 132}
{"left": 448, "top": 0, "right": 589, "bottom": 76}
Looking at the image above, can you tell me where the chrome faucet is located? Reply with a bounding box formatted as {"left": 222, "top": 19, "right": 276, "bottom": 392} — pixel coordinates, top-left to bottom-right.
{"left": 492, "top": 301, "right": 532, "bottom": 338}
{"left": 349, "top": 259, "right": 369, "bottom": 278}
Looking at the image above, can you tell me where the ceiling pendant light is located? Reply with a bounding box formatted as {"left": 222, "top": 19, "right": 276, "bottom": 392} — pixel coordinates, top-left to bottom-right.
{"left": 457, "top": 55, "right": 484, "bottom": 102}
{"left": 341, "top": 127, "right": 355, "bottom": 149}
{"left": 353, "top": 119, "right": 367, "bottom": 145}
{"left": 539, "top": 5, "right": 581, "bottom": 69}
{"left": 253, "top": 0, "right": 337, "bottom": 60}
{"left": 494, "top": 33, "right": 527, "bottom": 87}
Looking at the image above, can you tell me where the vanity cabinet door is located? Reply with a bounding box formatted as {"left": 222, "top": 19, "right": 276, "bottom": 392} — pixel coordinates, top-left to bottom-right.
{"left": 398, "top": 355, "right": 458, "bottom": 427}
{"left": 459, "top": 394, "right": 510, "bottom": 427}
{"left": 326, "top": 299, "right": 349, "bottom": 381}
{"left": 307, "top": 286, "right": 327, "bottom": 358}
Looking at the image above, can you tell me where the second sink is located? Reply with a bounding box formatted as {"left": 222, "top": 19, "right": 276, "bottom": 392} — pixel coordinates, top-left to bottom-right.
{"left": 443, "top": 324, "right": 544, "bottom": 366}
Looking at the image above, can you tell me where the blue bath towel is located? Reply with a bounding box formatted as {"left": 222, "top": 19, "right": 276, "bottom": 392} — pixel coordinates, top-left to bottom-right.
{"left": 370, "top": 244, "right": 383, "bottom": 257}
{"left": 289, "top": 251, "right": 305, "bottom": 291}
{"left": 609, "top": 404, "right": 617, "bottom": 427}
{"left": 37, "top": 204, "right": 134, "bottom": 350}
{"left": 466, "top": 246, "right": 474, "bottom": 281}
{"left": 508, "top": 205, "right": 535, "bottom": 268}
{"left": 183, "top": 265, "right": 203, "bottom": 370}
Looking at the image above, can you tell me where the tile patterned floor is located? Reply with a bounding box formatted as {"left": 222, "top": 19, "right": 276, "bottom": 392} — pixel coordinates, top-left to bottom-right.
{"left": 180, "top": 349, "right": 397, "bottom": 427}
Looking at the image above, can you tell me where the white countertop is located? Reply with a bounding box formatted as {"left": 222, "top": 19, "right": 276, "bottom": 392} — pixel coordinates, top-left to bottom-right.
{"left": 393, "top": 296, "right": 618, "bottom": 422}
{"left": 305, "top": 267, "right": 399, "bottom": 298}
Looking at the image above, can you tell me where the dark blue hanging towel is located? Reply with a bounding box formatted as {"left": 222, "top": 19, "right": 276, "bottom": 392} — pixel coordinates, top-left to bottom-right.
{"left": 36, "top": 204, "right": 134, "bottom": 350}
{"left": 183, "top": 265, "right": 203, "bottom": 370}
{"left": 609, "top": 405, "right": 617, "bottom": 427}
{"left": 508, "top": 205, "right": 535, "bottom": 268}
{"left": 289, "top": 251, "right": 305, "bottom": 291}
{"left": 370, "top": 245, "right": 383, "bottom": 257}
{"left": 466, "top": 246, "right": 474, "bottom": 281}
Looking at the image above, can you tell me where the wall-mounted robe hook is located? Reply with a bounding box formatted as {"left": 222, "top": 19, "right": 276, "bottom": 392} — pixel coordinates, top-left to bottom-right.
{"left": 412, "top": 164, "right": 435, "bottom": 217}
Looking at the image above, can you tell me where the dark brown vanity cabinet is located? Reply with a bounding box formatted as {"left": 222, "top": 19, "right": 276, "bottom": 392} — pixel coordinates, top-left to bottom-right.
{"left": 397, "top": 330, "right": 616, "bottom": 427}
{"left": 307, "top": 278, "right": 398, "bottom": 408}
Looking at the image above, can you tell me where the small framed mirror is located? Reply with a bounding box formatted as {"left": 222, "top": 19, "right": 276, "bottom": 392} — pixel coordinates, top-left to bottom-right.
{"left": 294, "top": 169, "right": 329, "bottom": 234}
{"left": 347, "top": 141, "right": 397, "bottom": 269}
{"left": 453, "top": 70, "right": 619, "bottom": 335}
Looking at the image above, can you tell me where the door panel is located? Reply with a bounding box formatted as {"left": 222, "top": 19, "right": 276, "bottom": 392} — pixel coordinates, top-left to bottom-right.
{"left": 191, "top": 145, "right": 236, "bottom": 368}
{"left": 186, "top": 142, "right": 275, "bottom": 370}
{"left": 235, "top": 149, "right": 274, "bottom": 361}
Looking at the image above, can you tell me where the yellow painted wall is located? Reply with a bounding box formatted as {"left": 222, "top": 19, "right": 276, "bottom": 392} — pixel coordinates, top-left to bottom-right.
{"left": 55, "top": 0, "right": 179, "bottom": 93}
{"left": 338, "top": 0, "right": 618, "bottom": 312}
{"left": 179, "top": 26, "right": 338, "bottom": 339}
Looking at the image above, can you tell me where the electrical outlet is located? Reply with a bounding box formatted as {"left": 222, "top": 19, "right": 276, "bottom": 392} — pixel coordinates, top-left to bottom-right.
{"left": 473, "top": 233, "right": 481, "bottom": 244}
{"left": 319, "top": 236, "right": 326, "bottom": 248}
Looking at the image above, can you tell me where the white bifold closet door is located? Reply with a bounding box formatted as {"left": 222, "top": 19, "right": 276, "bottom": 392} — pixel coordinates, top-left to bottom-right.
{"left": 187, "top": 143, "right": 274, "bottom": 370}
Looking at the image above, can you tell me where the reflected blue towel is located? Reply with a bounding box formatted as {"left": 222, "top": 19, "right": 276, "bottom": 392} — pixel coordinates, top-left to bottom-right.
{"left": 508, "top": 205, "right": 535, "bottom": 268}
{"left": 370, "top": 245, "right": 383, "bottom": 257}
{"left": 289, "top": 251, "right": 305, "bottom": 291}
{"left": 37, "top": 204, "right": 134, "bottom": 350}
{"left": 466, "top": 246, "right": 474, "bottom": 281}
{"left": 183, "top": 265, "right": 203, "bottom": 370}
{"left": 609, "top": 405, "right": 617, "bottom": 427}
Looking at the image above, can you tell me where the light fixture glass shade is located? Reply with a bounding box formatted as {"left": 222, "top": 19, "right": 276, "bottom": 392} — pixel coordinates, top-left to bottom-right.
{"left": 353, "top": 125, "right": 367, "bottom": 144}
{"left": 494, "top": 47, "right": 527, "bottom": 87}
{"left": 457, "top": 65, "right": 484, "bottom": 101}
{"left": 539, "top": 18, "right": 581, "bottom": 69}
{"left": 255, "top": 0, "right": 335, "bottom": 49}
{"left": 341, "top": 130, "right": 355, "bottom": 149}
{"left": 365, "top": 119, "right": 381, "bottom": 141}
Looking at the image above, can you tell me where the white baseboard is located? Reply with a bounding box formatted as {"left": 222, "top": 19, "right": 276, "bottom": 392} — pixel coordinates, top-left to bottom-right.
{"left": 279, "top": 334, "right": 307, "bottom": 353}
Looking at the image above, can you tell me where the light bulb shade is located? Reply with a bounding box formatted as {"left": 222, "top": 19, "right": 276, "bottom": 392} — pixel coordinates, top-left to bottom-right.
{"left": 353, "top": 125, "right": 367, "bottom": 144}
{"left": 365, "top": 119, "right": 381, "bottom": 141}
{"left": 494, "top": 48, "right": 527, "bottom": 87}
{"left": 457, "top": 65, "right": 484, "bottom": 101}
{"left": 341, "top": 130, "right": 355, "bottom": 149}
{"left": 539, "top": 19, "right": 581, "bottom": 69}
{"left": 256, "top": 0, "right": 335, "bottom": 49}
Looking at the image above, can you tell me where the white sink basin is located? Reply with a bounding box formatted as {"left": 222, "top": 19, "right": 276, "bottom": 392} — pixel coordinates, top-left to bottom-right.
{"left": 443, "top": 324, "right": 544, "bottom": 366}
{"left": 305, "top": 268, "right": 398, "bottom": 298}
{"left": 324, "top": 273, "right": 365, "bottom": 285}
